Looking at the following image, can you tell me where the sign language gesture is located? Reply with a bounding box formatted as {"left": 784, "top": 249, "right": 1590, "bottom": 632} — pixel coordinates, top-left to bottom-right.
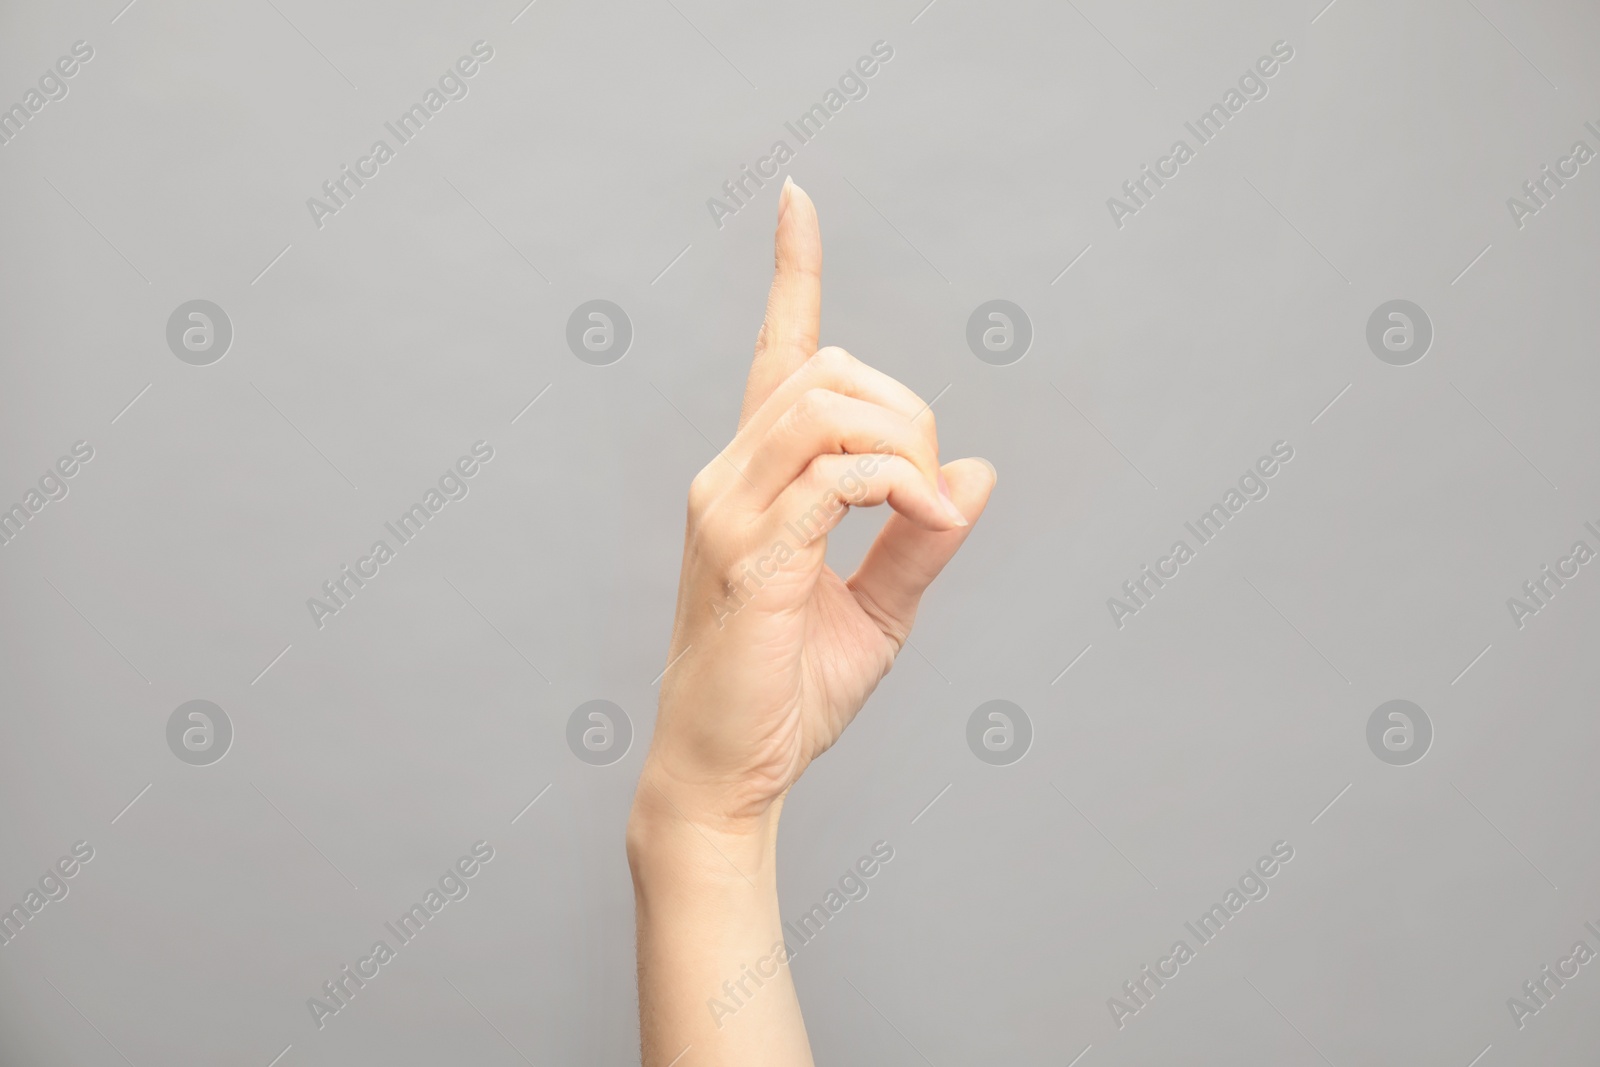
{"left": 636, "top": 177, "right": 996, "bottom": 833}
{"left": 629, "top": 178, "right": 995, "bottom": 1067}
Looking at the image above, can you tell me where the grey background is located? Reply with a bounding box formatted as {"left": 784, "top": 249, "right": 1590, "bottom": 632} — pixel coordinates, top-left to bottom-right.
{"left": 2, "top": 0, "right": 1597, "bottom": 1063}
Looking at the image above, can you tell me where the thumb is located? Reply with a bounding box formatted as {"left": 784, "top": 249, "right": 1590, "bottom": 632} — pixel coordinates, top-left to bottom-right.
{"left": 846, "top": 458, "right": 996, "bottom": 641}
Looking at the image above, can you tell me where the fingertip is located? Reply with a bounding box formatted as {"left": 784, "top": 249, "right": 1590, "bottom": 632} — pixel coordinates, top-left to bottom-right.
{"left": 774, "top": 177, "right": 819, "bottom": 256}
{"left": 744, "top": 177, "right": 823, "bottom": 427}
{"left": 778, "top": 177, "right": 816, "bottom": 233}
{"left": 941, "top": 458, "right": 997, "bottom": 512}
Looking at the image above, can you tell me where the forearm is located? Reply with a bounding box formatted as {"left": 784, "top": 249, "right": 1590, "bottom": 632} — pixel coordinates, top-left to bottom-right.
{"left": 628, "top": 791, "right": 813, "bottom": 1067}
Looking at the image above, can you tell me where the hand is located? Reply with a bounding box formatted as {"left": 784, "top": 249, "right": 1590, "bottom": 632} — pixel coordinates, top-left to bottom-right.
{"left": 632, "top": 178, "right": 996, "bottom": 838}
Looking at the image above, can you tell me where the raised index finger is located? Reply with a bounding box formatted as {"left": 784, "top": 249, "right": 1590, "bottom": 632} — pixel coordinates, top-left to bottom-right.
{"left": 738, "top": 177, "right": 822, "bottom": 431}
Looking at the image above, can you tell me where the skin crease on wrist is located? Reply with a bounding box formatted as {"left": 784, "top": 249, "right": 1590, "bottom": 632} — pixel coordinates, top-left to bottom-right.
{"left": 629, "top": 175, "right": 995, "bottom": 1067}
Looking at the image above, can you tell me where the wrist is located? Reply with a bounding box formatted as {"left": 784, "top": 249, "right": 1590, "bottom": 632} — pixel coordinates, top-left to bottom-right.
{"left": 627, "top": 761, "right": 783, "bottom": 894}
{"left": 628, "top": 766, "right": 808, "bottom": 1067}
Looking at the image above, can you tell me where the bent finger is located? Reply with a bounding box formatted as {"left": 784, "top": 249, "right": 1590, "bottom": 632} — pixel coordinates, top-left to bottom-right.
{"left": 846, "top": 458, "right": 996, "bottom": 640}
{"left": 736, "top": 390, "right": 943, "bottom": 505}
{"left": 737, "top": 346, "right": 931, "bottom": 445}
{"left": 759, "top": 453, "right": 967, "bottom": 548}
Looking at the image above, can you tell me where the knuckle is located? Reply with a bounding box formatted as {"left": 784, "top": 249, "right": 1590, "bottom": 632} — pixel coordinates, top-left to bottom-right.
{"left": 891, "top": 455, "right": 931, "bottom": 494}
{"left": 808, "top": 345, "right": 856, "bottom": 379}
{"left": 687, "top": 498, "right": 751, "bottom": 571}
{"left": 792, "top": 387, "right": 836, "bottom": 423}
{"left": 871, "top": 430, "right": 920, "bottom": 471}
{"left": 880, "top": 453, "right": 916, "bottom": 482}
{"left": 686, "top": 464, "right": 721, "bottom": 513}
{"left": 805, "top": 451, "right": 839, "bottom": 484}
{"left": 880, "top": 431, "right": 925, "bottom": 469}
{"left": 789, "top": 453, "right": 828, "bottom": 497}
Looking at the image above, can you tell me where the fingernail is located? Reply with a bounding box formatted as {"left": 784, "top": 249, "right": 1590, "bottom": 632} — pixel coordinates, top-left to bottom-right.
{"left": 975, "top": 457, "right": 996, "bottom": 484}
{"left": 779, "top": 176, "right": 794, "bottom": 221}
{"left": 937, "top": 479, "right": 968, "bottom": 527}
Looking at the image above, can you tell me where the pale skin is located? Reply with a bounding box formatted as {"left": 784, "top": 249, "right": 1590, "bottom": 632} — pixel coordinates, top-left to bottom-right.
{"left": 627, "top": 176, "right": 996, "bottom": 1067}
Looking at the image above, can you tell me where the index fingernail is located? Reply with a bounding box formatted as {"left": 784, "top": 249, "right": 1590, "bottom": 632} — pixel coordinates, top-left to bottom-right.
{"left": 936, "top": 480, "right": 968, "bottom": 527}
